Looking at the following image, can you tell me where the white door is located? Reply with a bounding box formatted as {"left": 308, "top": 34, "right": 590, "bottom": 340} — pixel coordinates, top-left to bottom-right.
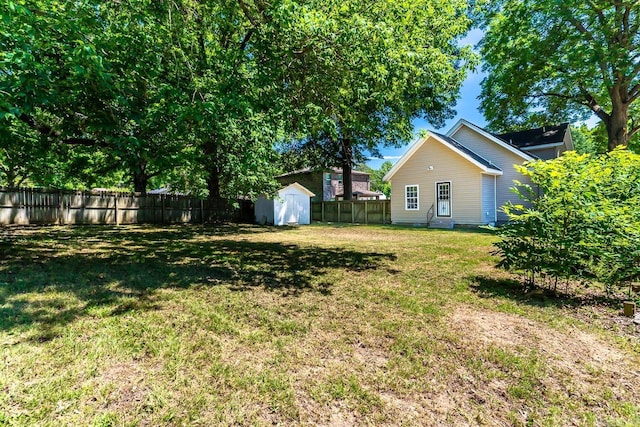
{"left": 285, "top": 195, "right": 299, "bottom": 224}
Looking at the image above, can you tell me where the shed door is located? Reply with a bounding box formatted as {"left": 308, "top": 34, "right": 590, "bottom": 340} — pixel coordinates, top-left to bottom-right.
{"left": 436, "top": 182, "right": 451, "bottom": 217}
{"left": 285, "top": 195, "right": 300, "bottom": 224}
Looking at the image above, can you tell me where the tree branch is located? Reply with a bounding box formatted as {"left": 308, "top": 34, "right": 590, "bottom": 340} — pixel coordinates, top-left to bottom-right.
{"left": 239, "top": 29, "right": 254, "bottom": 51}
{"left": 578, "top": 87, "right": 611, "bottom": 122}
{"left": 238, "top": 0, "right": 260, "bottom": 27}
{"left": 18, "top": 113, "right": 105, "bottom": 147}
{"left": 564, "top": 4, "right": 612, "bottom": 86}
{"left": 629, "top": 82, "right": 640, "bottom": 103}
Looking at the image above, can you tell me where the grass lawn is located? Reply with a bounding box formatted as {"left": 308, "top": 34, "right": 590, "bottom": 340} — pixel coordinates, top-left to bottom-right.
{"left": 0, "top": 224, "right": 638, "bottom": 426}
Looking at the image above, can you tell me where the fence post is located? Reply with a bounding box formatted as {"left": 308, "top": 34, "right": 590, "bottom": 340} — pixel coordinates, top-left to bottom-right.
{"left": 365, "top": 201, "right": 368, "bottom": 225}
{"left": 114, "top": 194, "right": 119, "bottom": 225}
{"left": 200, "top": 199, "right": 205, "bottom": 224}
{"left": 351, "top": 202, "right": 355, "bottom": 224}
{"left": 382, "top": 201, "right": 386, "bottom": 225}
{"left": 337, "top": 202, "right": 341, "bottom": 223}
{"left": 58, "top": 191, "right": 65, "bottom": 225}
{"left": 321, "top": 202, "right": 325, "bottom": 222}
{"left": 161, "top": 194, "right": 166, "bottom": 224}
{"left": 23, "top": 188, "right": 28, "bottom": 224}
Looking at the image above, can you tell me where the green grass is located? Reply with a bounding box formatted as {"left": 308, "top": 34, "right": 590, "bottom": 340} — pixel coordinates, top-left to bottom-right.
{"left": 0, "top": 223, "right": 638, "bottom": 426}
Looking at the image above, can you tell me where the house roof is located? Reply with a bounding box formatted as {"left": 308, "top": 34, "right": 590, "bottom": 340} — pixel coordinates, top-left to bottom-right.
{"left": 496, "top": 123, "right": 570, "bottom": 149}
{"left": 276, "top": 167, "right": 369, "bottom": 178}
{"left": 446, "top": 119, "right": 535, "bottom": 161}
{"left": 383, "top": 131, "right": 503, "bottom": 182}
{"left": 432, "top": 132, "right": 502, "bottom": 172}
{"left": 280, "top": 182, "right": 315, "bottom": 197}
{"left": 335, "top": 189, "right": 383, "bottom": 198}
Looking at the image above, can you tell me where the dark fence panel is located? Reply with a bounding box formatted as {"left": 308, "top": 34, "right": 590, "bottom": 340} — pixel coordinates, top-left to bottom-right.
{"left": 311, "top": 200, "right": 391, "bottom": 224}
{"left": 0, "top": 188, "right": 249, "bottom": 225}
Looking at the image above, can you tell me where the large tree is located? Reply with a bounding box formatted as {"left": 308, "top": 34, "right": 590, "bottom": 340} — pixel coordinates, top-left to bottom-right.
{"left": 0, "top": 1, "right": 195, "bottom": 193}
{"left": 478, "top": 0, "right": 640, "bottom": 151}
{"left": 276, "top": 0, "right": 474, "bottom": 199}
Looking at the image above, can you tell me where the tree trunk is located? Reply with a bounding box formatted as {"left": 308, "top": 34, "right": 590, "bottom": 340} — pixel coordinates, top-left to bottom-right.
{"left": 207, "top": 166, "right": 221, "bottom": 200}
{"left": 5, "top": 170, "right": 17, "bottom": 189}
{"left": 340, "top": 136, "right": 353, "bottom": 201}
{"left": 606, "top": 103, "right": 629, "bottom": 151}
{"left": 204, "top": 140, "right": 222, "bottom": 200}
{"left": 133, "top": 172, "right": 148, "bottom": 195}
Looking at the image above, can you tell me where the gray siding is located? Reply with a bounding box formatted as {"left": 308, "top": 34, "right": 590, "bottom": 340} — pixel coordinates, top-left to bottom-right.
{"left": 529, "top": 147, "right": 557, "bottom": 160}
{"left": 481, "top": 174, "right": 496, "bottom": 224}
{"left": 451, "top": 126, "right": 532, "bottom": 222}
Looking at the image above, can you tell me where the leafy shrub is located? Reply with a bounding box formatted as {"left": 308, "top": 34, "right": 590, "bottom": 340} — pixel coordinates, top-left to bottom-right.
{"left": 494, "top": 148, "right": 640, "bottom": 294}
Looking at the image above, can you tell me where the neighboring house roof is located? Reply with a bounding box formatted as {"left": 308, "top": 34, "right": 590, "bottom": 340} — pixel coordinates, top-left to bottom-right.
{"left": 280, "top": 182, "right": 315, "bottom": 197}
{"left": 384, "top": 131, "right": 503, "bottom": 181}
{"left": 446, "top": 119, "right": 536, "bottom": 161}
{"left": 147, "top": 187, "right": 187, "bottom": 196}
{"left": 335, "top": 189, "right": 383, "bottom": 198}
{"left": 276, "top": 167, "right": 369, "bottom": 178}
{"left": 496, "top": 123, "right": 570, "bottom": 149}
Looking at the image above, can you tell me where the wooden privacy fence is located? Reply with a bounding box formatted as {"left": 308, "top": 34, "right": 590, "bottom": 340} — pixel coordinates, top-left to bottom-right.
{"left": 312, "top": 200, "right": 391, "bottom": 224}
{"left": 0, "top": 188, "right": 252, "bottom": 226}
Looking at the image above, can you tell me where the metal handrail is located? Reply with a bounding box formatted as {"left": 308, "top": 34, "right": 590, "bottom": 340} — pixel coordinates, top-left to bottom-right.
{"left": 427, "top": 203, "right": 434, "bottom": 225}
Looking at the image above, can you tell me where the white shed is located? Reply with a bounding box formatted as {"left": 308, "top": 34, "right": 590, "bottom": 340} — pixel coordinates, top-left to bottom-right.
{"left": 255, "top": 182, "right": 315, "bottom": 226}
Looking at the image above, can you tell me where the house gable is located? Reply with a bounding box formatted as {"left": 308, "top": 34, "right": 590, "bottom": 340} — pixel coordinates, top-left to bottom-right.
{"left": 387, "top": 134, "right": 489, "bottom": 225}
{"left": 446, "top": 119, "right": 535, "bottom": 163}
{"left": 384, "top": 132, "right": 502, "bottom": 182}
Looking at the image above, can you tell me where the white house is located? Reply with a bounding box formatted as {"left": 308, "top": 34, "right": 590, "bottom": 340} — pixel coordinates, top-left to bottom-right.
{"left": 383, "top": 120, "right": 573, "bottom": 227}
{"left": 254, "top": 182, "right": 315, "bottom": 226}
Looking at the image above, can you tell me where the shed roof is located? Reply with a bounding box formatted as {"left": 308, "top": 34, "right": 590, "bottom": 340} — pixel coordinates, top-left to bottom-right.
{"left": 280, "top": 182, "right": 315, "bottom": 197}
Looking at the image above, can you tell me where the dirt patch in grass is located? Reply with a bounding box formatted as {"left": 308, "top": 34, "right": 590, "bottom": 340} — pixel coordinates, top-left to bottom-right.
{"left": 449, "top": 305, "right": 640, "bottom": 425}
{"left": 452, "top": 306, "right": 626, "bottom": 367}
{"left": 95, "top": 362, "right": 150, "bottom": 412}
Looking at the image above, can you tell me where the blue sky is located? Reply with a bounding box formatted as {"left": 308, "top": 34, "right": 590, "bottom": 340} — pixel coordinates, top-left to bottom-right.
{"left": 366, "top": 29, "right": 487, "bottom": 170}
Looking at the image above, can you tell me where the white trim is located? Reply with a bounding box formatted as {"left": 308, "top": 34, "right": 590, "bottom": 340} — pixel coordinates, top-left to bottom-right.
{"left": 565, "top": 126, "right": 575, "bottom": 151}
{"left": 383, "top": 136, "right": 422, "bottom": 182}
{"left": 383, "top": 132, "right": 503, "bottom": 181}
{"left": 435, "top": 181, "right": 452, "bottom": 218}
{"left": 446, "top": 119, "right": 535, "bottom": 162}
{"left": 494, "top": 175, "right": 497, "bottom": 223}
{"left": 281, "top": 182, "right": 315, "bottom": 197}
{"left": 404, "top": 184, "right": 419, "bottom": 211}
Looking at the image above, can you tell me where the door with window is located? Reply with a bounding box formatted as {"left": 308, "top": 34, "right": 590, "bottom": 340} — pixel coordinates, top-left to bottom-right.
{"left": 436, "top": 182, "right": 451, "bottom": 217}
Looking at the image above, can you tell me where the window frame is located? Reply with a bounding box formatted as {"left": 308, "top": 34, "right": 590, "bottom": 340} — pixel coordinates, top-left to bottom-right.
{"left": 435, "top": 181, "right": 452, "bottom": 217}
{"left": 405, "top": 184, "right": 419, "bottom": 211}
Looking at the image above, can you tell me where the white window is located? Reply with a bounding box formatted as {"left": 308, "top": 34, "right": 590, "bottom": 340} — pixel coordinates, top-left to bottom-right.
{"left": 405, "top": 185, "right": 419, "bottom": 210}
{"left": 436, "top": 182, "right": 451, "bottom": 217}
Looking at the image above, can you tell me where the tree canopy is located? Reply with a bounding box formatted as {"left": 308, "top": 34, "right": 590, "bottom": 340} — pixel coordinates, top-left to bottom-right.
{"left": 278, "top": 0, "right": 475, "bottom": 199}
{"left": 477, "top": 0, "right": 640, "bottom": 151}
{"left": 1, "top": 0, "right": 475, "bottom": 198}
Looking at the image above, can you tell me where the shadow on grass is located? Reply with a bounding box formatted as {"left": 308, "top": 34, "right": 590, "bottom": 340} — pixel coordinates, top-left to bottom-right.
{"left": 0, "top": 225, "right": 396, "bottom": 337}
{"left": 470, "top": 275, "right": 624, "bottom": 309}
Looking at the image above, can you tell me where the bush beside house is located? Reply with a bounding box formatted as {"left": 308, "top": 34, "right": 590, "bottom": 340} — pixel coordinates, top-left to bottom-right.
{"left": 494, "top": 148, "right": 640, "bottom": 294}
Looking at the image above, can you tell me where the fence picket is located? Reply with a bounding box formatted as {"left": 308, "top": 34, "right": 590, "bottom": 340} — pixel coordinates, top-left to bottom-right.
{"left": 0, "top": 188, "right": 247, "bottom": 225}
